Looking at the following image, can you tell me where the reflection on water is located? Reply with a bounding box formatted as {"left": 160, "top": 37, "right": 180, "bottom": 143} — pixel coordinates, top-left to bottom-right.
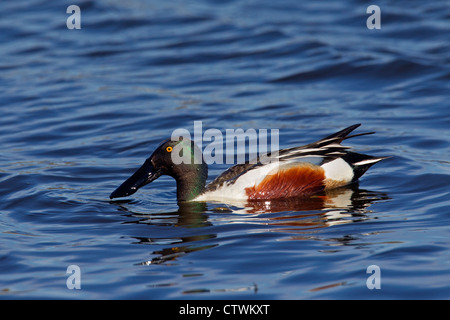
{"left": 222, "top": 184, "right": 389, "bottom": 215}
{"left": 111, "top": 185, "right": 389, "bottom": 265}
{"left": 139, "top": 241, "right": 218, "bottom": 265}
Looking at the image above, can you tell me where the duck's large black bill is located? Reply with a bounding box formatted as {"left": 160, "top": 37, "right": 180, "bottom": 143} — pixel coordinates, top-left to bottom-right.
{"left": 110, "top": 159, "right": 161, "bottom": 199}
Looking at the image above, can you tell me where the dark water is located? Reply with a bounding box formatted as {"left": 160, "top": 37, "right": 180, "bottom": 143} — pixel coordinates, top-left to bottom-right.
{"left": 1, "top": 0, "right": 449, "bottom": 299}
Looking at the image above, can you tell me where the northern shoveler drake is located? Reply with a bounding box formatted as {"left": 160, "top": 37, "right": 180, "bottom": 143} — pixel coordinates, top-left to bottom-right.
{"left": 110, "top": 124, "right": 387, "bottom": 203}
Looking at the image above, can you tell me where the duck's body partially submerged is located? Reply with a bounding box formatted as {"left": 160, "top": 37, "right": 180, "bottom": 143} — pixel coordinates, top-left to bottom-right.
{"left": 110, "top": 124, "right": 387, "bottom": 203}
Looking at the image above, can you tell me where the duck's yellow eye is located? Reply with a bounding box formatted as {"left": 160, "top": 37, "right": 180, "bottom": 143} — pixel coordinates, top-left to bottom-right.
{"left": 166, "top": 146, "right": 173, "bottom": 152}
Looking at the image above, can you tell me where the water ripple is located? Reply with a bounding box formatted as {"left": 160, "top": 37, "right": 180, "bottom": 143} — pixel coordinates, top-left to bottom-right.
{"left": 1, "top": 0, "right": 449, "bottom": 299}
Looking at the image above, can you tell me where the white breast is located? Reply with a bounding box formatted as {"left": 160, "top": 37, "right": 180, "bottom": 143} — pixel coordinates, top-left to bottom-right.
{"left": 321, "top": 158, "right": 354, "bottom": 182}
{"left": 194, "top": 161, "right": 283, "bottom": 202}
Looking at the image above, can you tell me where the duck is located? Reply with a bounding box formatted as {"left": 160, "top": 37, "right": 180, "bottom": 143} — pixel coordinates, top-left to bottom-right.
{"left": 110, "top": 124, "right": 387, "bottom": 203}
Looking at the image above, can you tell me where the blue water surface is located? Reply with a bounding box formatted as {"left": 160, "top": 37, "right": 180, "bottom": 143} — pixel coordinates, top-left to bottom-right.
{"left": 0, "top": 0, "right": 449, "bottom": 299}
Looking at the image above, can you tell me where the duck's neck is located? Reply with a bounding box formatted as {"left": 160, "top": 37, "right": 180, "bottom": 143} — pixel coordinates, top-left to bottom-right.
{"left": 174, "top": 162, "right": 208, "bottom": 202}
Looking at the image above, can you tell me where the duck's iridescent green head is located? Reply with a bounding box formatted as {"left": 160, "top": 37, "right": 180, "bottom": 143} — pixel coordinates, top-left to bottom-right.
{"left": 110, "top": 137, "right": 208, "bottom": 202}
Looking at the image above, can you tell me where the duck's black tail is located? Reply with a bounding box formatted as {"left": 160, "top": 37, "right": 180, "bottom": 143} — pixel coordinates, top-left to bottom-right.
{"left": 320, "top": 123, "right": 376, "bottom": 144}
{"left": 342, "top": 151, "right": 389, "bottom": 181}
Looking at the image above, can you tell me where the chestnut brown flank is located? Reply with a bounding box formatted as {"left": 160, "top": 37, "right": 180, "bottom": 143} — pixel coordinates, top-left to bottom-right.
{"left": 245, "top": 163, "right": 326, "bottom": 200}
